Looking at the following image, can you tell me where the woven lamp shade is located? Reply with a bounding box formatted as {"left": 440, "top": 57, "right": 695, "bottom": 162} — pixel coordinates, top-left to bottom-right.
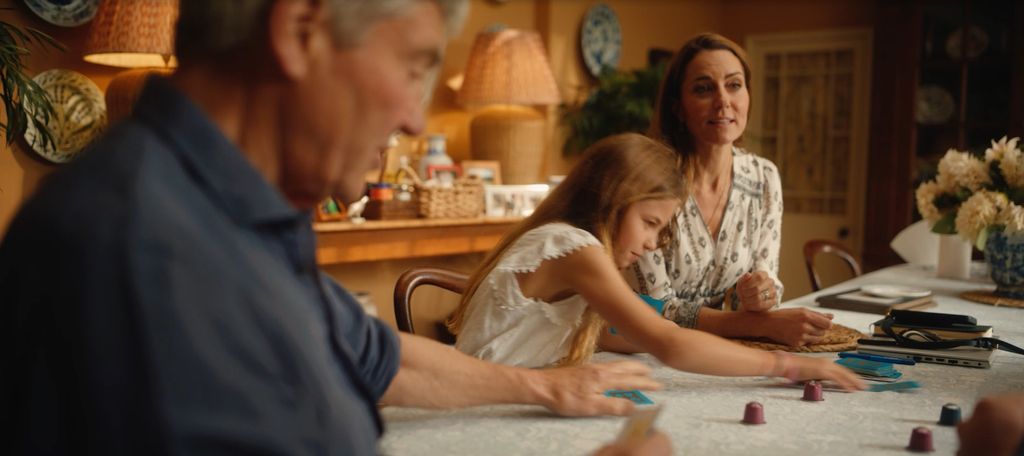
{"left": 458, "top": 29, "right": 560, "bottom": 185}
{"left": 458, "top": 29, "right": 560, "bottom": 106}
{"left": 83, "top": 0, "right": 179, "bottom": 68}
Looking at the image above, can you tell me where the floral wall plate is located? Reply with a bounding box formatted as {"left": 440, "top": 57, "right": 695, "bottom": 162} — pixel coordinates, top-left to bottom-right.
{"left": 22, "top": 0, "right": 99, "bottom": 27}
{"left": 915, "top": 85, "right": 955, "bottom": 125}
{"left": 23, "top": 69, "right": 107, "bottom": 164}
{"left": 580, "top": 3, "right": 622, "bottom": 77}
{"left": 945, "top": 25, "right": 989, "bottom": 60}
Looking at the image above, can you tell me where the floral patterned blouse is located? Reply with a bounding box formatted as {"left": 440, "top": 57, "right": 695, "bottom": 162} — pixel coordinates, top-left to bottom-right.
{"left": 626, "top": 148, "right": 784, "bottom": 328}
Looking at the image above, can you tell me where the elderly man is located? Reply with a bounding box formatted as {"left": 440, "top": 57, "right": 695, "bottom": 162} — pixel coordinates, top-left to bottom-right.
{"left": 1, "top": 1, "right": 664, "bottom": 454}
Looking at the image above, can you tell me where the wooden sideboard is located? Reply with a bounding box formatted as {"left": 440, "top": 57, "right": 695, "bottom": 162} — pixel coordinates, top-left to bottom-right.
{"left": 314, "top": 217, "right": 522, "bottom": 265}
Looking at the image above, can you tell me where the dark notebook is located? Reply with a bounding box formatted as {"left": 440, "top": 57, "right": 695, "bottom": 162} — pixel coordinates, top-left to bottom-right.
{"left": 815, "top": 289, "right": 936, "bottom": 314}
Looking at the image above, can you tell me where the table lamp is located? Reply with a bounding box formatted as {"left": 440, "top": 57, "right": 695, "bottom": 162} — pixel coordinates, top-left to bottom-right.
{"left": 83, "top": 0, "right": 179, "bottom": 123}
{"left": 458, "top": 28, "right": 560, "bottom": 184}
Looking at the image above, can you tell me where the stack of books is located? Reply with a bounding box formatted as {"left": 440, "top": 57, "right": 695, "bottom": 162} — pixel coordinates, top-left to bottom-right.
{"left": 816, "top": 288, "right": 936, "bottom": 314}
{"left": 857, "top": 310, "right": 997, "bottom": 368}
{"left": 870, "top": 317, "right": 993, "bottom": 340}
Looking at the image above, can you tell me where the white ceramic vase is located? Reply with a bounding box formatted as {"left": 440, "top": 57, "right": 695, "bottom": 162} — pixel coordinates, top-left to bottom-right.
{"left": 936, "top": 234, "right": 972, "bottom": 280}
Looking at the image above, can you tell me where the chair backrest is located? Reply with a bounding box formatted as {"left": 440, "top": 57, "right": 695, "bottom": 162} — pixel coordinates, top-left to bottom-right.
{"left": 393, "top": 267, "right": 469, "bottom": 335}
{"left": 803, "top": 239, "right": 863, "bottom": 291}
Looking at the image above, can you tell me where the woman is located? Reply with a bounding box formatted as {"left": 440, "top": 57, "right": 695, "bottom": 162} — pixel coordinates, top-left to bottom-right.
{"left": 623, "top": 33, "right": 832, "bottom": 348}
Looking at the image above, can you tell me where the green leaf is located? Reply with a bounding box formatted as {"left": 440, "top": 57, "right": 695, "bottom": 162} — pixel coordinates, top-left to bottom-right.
{"left": 931, "top": 211, "right": 957, "bottom": 234}
{"left": 954, "top": 187, "right": 972, "bottom": 201}
{"left": 933, "top": 192, "right": 960, "bottom": 211}
{"left": 0, "top": 17, "right": 64, "bottom": 147}
{"left": 1007, "top": 187, "right": 1024, "bottom": 205}
{"left": 560, "top": 62, "right": 668, "bottom": 157}
{"left": 976, "top": 226, "right": 992, "bottom": 251}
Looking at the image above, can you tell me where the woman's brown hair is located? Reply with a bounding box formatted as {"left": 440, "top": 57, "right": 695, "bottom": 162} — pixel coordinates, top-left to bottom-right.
{"left": 447, "top": 133, "right": 687, "bottom": 366}
{"left": 650, "top": 33, "right": 752, "bottom": 165}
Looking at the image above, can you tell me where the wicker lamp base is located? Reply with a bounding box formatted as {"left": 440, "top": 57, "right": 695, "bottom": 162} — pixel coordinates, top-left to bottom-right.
{"left": 469, "top": 105, "right": 546, "bottom": 184}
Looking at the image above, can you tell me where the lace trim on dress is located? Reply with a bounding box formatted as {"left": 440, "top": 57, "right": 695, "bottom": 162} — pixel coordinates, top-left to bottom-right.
{"left": 498, "top": 223, "right": 602, "bottom": 274}
{"left": 483, "top": 223, "right": 599, "bottom": 326}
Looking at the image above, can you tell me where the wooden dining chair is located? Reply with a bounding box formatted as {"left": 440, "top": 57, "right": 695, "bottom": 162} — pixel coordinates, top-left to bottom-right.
{"left": 393, "top": 267, "right": 469, "bottom": 336}
{"left": 803, "top": 239, "right": 863, "bottom": 291}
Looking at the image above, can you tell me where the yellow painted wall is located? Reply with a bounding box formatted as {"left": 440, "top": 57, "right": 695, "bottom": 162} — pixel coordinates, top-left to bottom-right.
{"left": 0, "top": 3, "right": 119, "bottom": 237}
{"left": 0, "top": 0, "right": 875, "bottom": 330}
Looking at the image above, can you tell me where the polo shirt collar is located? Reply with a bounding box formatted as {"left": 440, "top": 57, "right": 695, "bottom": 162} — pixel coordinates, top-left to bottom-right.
{"left": 134, "top": 76, "right": 303, "bottom": 227}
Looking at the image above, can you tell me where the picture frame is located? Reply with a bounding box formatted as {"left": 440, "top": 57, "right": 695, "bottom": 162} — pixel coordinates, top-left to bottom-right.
{"left": 461, "top": 160, "right": 502, "bottom": 185}
{"left": 426, "top": 164, "right": 460, "bottom": 185}
{"left": 484, "top": 184, "right": 551, "bottom": 217}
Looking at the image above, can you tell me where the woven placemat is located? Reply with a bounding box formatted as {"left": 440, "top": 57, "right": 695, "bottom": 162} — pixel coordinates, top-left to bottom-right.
{"left": 959, "top": 290, "right": 1024, "bottom": 309}
{"left": 731, "top": 323, "right": 865, "bottom": 353}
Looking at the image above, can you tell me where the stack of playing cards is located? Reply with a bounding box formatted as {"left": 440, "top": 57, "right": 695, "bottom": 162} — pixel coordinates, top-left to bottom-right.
{"left": 835, "top": 357, "right": 903, "bottom": 382}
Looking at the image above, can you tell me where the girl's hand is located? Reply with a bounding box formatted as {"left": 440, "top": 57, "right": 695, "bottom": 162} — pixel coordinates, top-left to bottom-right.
{"left": 776, "top": 353, "right": 865, "bottom": 391}
{"left": 736, "top": 271, "right": 777, "bottom": 312}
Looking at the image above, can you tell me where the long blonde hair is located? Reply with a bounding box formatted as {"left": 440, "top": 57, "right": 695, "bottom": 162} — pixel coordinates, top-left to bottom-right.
{"left": 447, "top": 133, "right": 688, "bottom": 366}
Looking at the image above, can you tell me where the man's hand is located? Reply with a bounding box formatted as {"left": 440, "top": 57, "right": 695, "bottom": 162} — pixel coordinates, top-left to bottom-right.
{"left": 736, "top": 271, "right": 777, "bottom": 312}
{"left": 382, "top": 333, "right": 661, "bottom": 417}
{"left": 760, "top": 308, "right": 833, "bottom": 347}
{"left": 957, "top": 393, "right": 1024, "bottom": 456}
{"left": 535, "top": 361, "right": 663, "bottom": 417}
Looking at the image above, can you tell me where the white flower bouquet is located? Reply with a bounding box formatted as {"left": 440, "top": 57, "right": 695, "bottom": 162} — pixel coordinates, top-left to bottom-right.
{"left": 916, "top": 136, "right": 1024, "bottom": 250}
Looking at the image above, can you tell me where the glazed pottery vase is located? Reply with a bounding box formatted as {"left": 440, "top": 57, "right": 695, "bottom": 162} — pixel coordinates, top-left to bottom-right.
{"left": 984, "top": 230, "right": 1024, "bottom": 299}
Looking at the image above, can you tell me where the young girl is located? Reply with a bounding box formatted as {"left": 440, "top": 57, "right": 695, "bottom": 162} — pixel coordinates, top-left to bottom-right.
{"left": 447, "top": 133, "right": 863, "bottom": 389}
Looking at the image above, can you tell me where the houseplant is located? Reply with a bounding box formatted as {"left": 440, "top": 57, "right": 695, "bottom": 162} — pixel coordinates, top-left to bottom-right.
{"left": 916, "top": 136, "right": 1024, "bottom": 296}
{"left": 0, "top": 11, "right": 63, "bottom": 151}
{"left": 560, "top": 62, "right": 666, "bottom": 157}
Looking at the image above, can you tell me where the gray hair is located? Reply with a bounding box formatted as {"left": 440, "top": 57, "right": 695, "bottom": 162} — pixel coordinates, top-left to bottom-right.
{"left": 175, "top": 0, "right": 468, "bottom": 66}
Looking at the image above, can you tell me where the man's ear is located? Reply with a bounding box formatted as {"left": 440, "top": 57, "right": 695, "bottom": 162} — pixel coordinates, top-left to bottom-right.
{"left": 267, "top": 0, "right": 329, "bottom": 80}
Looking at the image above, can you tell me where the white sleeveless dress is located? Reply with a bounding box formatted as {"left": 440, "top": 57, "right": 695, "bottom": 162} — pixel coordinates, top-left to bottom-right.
{"left": 455, "top": 223, "right": 600, "bottom": 368}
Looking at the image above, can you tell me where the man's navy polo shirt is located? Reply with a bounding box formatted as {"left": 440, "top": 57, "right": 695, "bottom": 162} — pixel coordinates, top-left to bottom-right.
{"left": 1, "top": 77, "right": 399, "bottom": 454}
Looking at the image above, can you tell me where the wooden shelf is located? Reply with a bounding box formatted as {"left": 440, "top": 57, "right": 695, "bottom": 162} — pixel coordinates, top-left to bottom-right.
{"left": 314, "top": 216, "right": 522, "bottom": 265}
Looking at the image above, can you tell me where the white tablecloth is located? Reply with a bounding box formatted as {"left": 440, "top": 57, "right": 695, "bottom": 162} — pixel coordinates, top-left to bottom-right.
{"left": 379, "top": 264, "right": 1024, "bottom": 455}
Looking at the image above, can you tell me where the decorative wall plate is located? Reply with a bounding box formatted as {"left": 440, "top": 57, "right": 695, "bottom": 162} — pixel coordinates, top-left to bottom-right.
{"left": 580, "top": 3, "right": 622, "bottom": 77}
{"left": 23, "top": 69, "right": 107, "bottom": 164}
{"left": 915, "top": 85, "right": 955, "bottom": 125}
{"left": 945, "top": 25, "right": 989, "bottom": 60}
{"left": 22, "top": 0, "right": 99, "bottom": 27}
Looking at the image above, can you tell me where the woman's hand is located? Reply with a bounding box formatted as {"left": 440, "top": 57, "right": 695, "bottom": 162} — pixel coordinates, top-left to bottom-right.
{"left": 760, "top": 308, "right": 834, "bottom": 347}
{"left": 736, "top": 271, "right": 777, "bottom": 312}
{"left": 777, "top": 353, "right": 866, "bottom": 392}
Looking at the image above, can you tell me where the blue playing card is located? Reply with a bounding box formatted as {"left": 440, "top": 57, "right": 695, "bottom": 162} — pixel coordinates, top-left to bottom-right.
{"left": 836, "top": 357, "right": 902, "bottom": 378}
{"left": 867, "top": 381, "right": 922, "bottom": 392}
{"left": 604, "top": 389, "right": 655, "bottom": 405}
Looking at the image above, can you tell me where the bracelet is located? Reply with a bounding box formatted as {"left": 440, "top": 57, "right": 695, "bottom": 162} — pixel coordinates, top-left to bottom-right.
{"left": 771, "top": 351, "right": 801, "bottom": 381}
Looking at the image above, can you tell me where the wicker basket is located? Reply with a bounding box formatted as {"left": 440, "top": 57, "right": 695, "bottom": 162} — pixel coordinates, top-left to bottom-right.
{"left": 417, "top": 178, "right": 484, "bottom": 218}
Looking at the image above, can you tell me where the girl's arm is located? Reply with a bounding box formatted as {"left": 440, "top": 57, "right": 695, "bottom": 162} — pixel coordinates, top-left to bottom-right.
{"left": 552, "top": 246, "right": 863, "bottom": 390}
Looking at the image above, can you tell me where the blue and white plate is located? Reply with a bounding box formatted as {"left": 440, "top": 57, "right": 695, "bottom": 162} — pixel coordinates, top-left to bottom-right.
{"left": 23, "top": 69, "right": 107, "bottom": 164}
{"left": 580, "top": 3, "right": 621, "bottom": 77}
{"left": 22, "top": 0, "right": 99, "bottom": 27}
